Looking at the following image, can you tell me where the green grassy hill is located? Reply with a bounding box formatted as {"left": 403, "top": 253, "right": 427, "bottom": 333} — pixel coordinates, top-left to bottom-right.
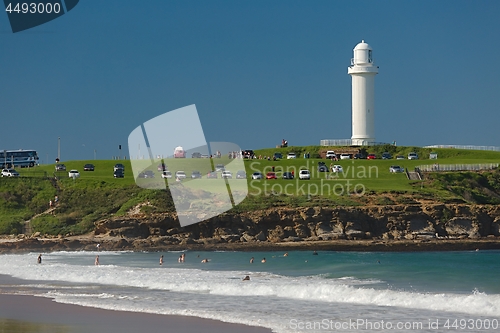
{"left": 0, "top": 146, "right": 499, "bottom": 236}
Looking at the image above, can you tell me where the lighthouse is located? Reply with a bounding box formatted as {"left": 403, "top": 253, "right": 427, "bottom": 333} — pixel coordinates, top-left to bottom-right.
{"left": 348, "top": 40, "right": 378, "bottom": 146}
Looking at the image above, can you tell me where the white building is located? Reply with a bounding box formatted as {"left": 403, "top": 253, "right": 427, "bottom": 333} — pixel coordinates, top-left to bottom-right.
{"left": 348, "top": 40, "right": 378, "bottom": 146}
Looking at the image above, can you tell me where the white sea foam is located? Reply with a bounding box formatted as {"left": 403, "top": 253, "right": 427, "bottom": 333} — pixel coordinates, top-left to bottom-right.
{"left": 1, "top": 252, "right": 500, "bottom": 333}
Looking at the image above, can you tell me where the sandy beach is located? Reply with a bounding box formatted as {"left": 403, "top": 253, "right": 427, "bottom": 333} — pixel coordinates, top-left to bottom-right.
{"left": 0, "top": 276, "right": 271, "bottom": 333}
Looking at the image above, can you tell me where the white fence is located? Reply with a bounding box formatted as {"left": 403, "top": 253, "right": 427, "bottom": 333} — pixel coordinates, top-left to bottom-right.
{"left": 320, "top": 139, "right": 389, "bottom": 147}
{"left": 424, "top": 145, "right": 500, "bottom": 152}
{"left": 417, "top": 163, "right": 499, "bottom": 172}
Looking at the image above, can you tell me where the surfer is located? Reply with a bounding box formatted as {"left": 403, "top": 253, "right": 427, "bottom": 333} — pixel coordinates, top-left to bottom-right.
{"left": 313, "top": 250, "right": 318, "bottom": 255}
{"left": 243, "top": 275, "right": 250, "bottom": 281}
{"left": 250, "top": 257, "right": 254, "bottom": 263}
{"left": 284, "top": 252, "right": 288, "bottom": 257}
{"left": 37, "top": 254, "right": 42, "bottom": 264}
{"left": 201, "top": 258, "right": 209, "bottom": 263}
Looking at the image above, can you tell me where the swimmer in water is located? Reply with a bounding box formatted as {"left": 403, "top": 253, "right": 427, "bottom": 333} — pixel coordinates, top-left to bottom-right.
{"left": 37, "top": 254, "right": 42, "bottom": 264}
{"left": 95, "top": 255, "right": 99, "bottom": 266}
{"left": 250, "top": 257, "right": 254, "bottom": 263}
{"left": 201, "top": 258, "right": 209, "bottom": 263}
{"left": 261, "top": 258, "right": 266, "bottom": 263}
{"left": 243, "top": 275, "right": 250, "bottom": 281}
{"left": 160, "top": 255, "right": 164, "bottom": 265}
{"left": 284, "top": 252, "right": 288, "bottom": 257}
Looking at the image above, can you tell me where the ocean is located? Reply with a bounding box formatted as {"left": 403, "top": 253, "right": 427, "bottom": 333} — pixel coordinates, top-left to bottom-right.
{"left": 0, "top": 250, "right": 499, "bottom": 332}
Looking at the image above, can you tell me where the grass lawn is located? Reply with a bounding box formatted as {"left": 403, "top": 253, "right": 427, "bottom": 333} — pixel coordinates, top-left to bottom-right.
{"left": 0, "top": 146, "right": 499, "bottom": 235}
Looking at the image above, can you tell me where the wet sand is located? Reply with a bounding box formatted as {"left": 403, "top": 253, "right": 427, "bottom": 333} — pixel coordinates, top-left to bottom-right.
{"left": 0, "top": 292, "right": 271, "bottom": 333}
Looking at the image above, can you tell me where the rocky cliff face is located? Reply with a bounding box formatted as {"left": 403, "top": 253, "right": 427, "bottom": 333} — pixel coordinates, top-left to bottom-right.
{"left": 94, "top": 204, "right": 500, "bottom": 246}
{"left": 2, "top": 203, "right": 500, "bottom": 253}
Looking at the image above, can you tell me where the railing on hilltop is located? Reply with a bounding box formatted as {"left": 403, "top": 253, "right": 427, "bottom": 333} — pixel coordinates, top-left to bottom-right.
{"left": 417, "top": 163, "right": 499, "bottom": 172}
{"left": 320, "top": 139, "right": 389, "bottom": 147}
{"left": 424, "top": 145, "right": 500, "bottom": 151}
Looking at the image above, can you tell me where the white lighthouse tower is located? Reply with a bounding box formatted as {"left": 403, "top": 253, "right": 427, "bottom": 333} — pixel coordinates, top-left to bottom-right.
{"left": 348, "top": 40, "right": 378, "bottom": 146}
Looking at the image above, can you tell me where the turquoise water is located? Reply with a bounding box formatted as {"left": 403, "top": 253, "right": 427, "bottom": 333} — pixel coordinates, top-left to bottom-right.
{"left": 0, "top": 250, "right": 499, "bottom": 332}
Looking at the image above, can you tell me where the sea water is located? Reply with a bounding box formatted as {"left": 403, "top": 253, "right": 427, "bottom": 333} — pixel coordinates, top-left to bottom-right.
{"left": 0, "top": 250, "right": 499, "bottom": 333}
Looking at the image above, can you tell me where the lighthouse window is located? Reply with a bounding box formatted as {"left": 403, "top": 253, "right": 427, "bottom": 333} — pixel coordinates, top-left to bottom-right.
{"left": 368, "top": 50, "right": 372, "bottom": 63}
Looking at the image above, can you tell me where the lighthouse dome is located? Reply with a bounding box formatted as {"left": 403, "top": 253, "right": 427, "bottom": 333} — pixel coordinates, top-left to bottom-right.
{"left": 354, "top": 40, "right": 372, "bottom": 50}
{"left": 352, "top": 40, "right": 373, "bottom": 65}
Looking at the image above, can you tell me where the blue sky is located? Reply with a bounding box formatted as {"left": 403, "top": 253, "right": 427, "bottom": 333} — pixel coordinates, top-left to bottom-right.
{"left": 1, "top": 1, "right": 500, "bottom": 162}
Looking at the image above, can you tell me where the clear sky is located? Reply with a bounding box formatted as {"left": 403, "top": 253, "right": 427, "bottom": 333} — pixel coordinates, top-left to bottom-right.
{"left": 1, "top": 1, "right": 500, "bottom": 162}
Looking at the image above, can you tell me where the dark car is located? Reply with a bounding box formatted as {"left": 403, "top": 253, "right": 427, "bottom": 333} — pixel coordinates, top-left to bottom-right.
{"left": 191, "top": 152, "right": 202, "bottom": 158}
{"left": 354, "top": 153, "right": 366, "bottom": 159}
{"left": 83, "top": 164, "right": 95, "bottom": 171}
{"left": 273, "top": 152, "right": 283, "bottom": 160}
{"left": 191, "top": 171, "right": 202, "bottom": 179}
{"left": 282, "top": 172, "right": 294, "bottom": 179}
{"left": 113, "top": 169, "right": 124, "bottom": 178}
{"left": 207, "top": 171, "right": 218, "bottom": 179}
{"left": 114, "top": 163, "right": 125, "bottom": 171}
{"left": 138, "top": 170, "right": 155, "bottom": 178}
{"left": 55, "top": 164, "right": 66, "bottom": 171}
{"left": 382, "top": 152, "right": 392, "bottom": 160}
{"left": 317, "top": 161, "right": 328, "bottom": 172}
{"left": 242, "top": 150, "right": 255, "bottom": 159}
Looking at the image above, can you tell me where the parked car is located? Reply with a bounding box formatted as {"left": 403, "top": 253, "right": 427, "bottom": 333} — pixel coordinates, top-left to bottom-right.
{"left": 354, "top": 153, "right": 366, "bottom": 159}
{"left": 390, "top": 165, "right": 404, "bottom": 173}
{"left": 252, "top": 172, "right": 263, "bottom": 179}
{"left": 299, "top": 169, "right": 310, "bottom": 180}
{"left": 382, "top": 152, "right": 392, "bottom": 160}
{"left": 340, "top": 153, "right": 351, "bottom": 160}
{"left": 215, "top": 164, "right": 225, "bottom": 171}
{"left": 138, "top": 170, "right": 155, "bottom": 178}
{"left": 114, "top": 163, "right": 125, "bottom": 171}
{"left": 83, "top": 164, "right": 95, "bottom": 171}
{"left": 68, "top": 170, "right": 80, "bottom": 178}
{"left": 113, "top": 169, "right": 124, "bottom": 178}
{"left": 236, "top": 170, "right": 247, "bottom": 179}
{"left": 282, "top": 172, "right": 294, "bottom": 179}
{"left": 396, "top": 155, "right": 405, "bottom": 160}
{"left": 207, "top": 171, "right": 218, "bottom": 179}
{"left": 266, "top": 172, "right": 277, "bottom": 179}
{"left": 287, "top": 152, "right": 296, "bottom": 159}
{"left": 318, "top": 161, "right": 328, "bottom": 172}
{"left": 55, "top": 164, "right": 66, "bottom": 171}
{"left": 331, "top": 165, "right": 343, "bottom": 173}
{"left": 408, "top": 152, "right": 419, "bottom": 160}
{"left": 161, "top": 171, "right": 172, "bottom": 178}
{"left": 191, "top": 171, "right": 202, "bottom": 179}
{"left": 367, "top": 154, "right": 377, "bottom": 160}
{"left": 174, "top": 146, "right": 186, "bottom": 158}
{"left": 325, "top": 151, "right": 336, "bottom": 159}
{"left": 221, "top": 171, "right": 233, "bottom": 179}
{"left": 1, "top": 168, "right": 19, "bottom": 177}
{"left": 191, "top": 152, "right": 202, "bottom": 158}
{"left": 273, "top": 152, "right": 283, "bottom": 160}
{"left": 175, "top": 171, "right": 187, "bottom": 179}
{"left": 242, "top": 150, "right": 255, "bottom": 159}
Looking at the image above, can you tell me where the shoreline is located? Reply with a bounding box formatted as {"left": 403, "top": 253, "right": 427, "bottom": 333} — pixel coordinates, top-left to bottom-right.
{"left": 1, "top": 235, "right": 500, "bottom": 253}
{"left": 0, "top": 275, "right": 272, "bottom": 333}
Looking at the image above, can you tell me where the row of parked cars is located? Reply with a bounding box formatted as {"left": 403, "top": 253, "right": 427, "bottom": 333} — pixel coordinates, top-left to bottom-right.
{"left": 158, "top": 169, "right": 247, "bottom": 180}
